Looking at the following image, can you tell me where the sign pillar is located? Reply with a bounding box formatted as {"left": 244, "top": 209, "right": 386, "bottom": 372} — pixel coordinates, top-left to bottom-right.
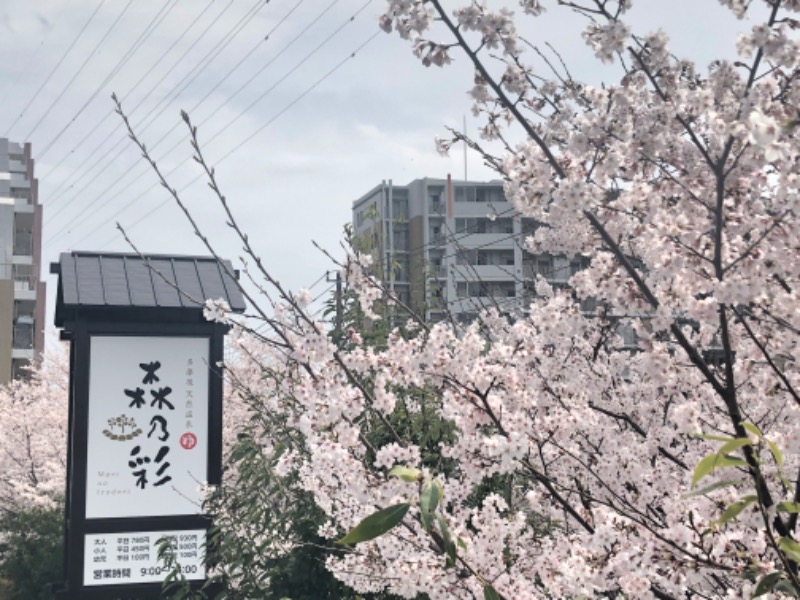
{"left": 51, "top": 252, "right": 244, "bottom": 599}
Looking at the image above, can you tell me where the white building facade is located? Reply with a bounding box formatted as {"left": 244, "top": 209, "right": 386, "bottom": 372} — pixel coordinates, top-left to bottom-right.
{"left": 352, "top": 176, "right": 589, "bottom": 323}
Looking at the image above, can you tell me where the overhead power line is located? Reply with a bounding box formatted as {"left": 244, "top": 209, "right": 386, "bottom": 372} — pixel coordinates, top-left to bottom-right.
{"left": 22, "top": 0, "right": 135, "bottom": 142}
{"left": 138, "top": 0, "right": 314, "bottom": 162}
{"left": 132, "top": 0, "right": 266, "bottom": 140}
{"left": 41, "top": 0, "right": 218, "bottom": 198}
{"left": 0, "top": 2, "right": 70, "bottom": 119}
{"left": 46, "top": 0, "right": 265, "bottom": 228}
{"left": 4, "top": 0, "right": 108, "bottom": 137}
{"left": 36, "top": 0, "right": 180, "bottom": 161}
{"left": 86, "top": 29, "right": 381, "bottom": 251}
{"left": 49, "top": 0, "right": 346, "bottom": 243}
{"left": 45, "top": 0, "right": 242, "bottom": 222}
{"left": 76, "top": 0, "right": 333, "bottom": 216}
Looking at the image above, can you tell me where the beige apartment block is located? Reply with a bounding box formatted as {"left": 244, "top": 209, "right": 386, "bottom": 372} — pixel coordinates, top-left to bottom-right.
{"left": 0, "top": 138, "right": 45, "bottom": 383}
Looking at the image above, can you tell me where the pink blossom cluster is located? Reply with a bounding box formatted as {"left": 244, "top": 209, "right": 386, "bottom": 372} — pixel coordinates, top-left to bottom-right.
{"left": 212, "top": 0, "right": 800, "bottom": 597}
{"left": 0, "top": 352, "right": 68, "bottom": 513}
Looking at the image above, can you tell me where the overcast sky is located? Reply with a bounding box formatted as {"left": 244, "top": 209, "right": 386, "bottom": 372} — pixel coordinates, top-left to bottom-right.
{"left": 0, "top": 0, "right": 755, "bottom": 334}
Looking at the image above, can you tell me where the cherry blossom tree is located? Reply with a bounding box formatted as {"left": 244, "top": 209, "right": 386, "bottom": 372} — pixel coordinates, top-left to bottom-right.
{"left": 0, "top": 352, "right": 69, "bottom": 599}
{"left": 0, "top": 352, "right": 68, "bottom": 515}
{"left": 117, "top": 1, "right": 800, "bottom": 597}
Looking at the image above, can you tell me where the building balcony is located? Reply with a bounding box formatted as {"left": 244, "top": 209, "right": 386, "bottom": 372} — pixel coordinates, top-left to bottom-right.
{"left": 456, "top": 233, "right": 515, "bottom": 249}
{"left": 9, "top": 159, "right": 26, "bottom": 173}
{"left": 428, "top": 201, "right": 445, "bottom": 214}
{"left": 13, "top": 197, "right": 34, "bottom": 211}
{"left": 12, "top": 322, "right": 34, "bottom": 350}
{"left": 11, "top": 264, "right": 35, "bottom": 287}
{"left": 9, "top": 171, "right": 29, "bottom": 185}
{"left": 522, "top": 264, "right": 571, "bottom": 284}
{"left": 450, "top": 296, "right": 519, "bottom": 314}
{"left": 14, "top": 289, "right": 36, "bottom": 301}
{"left": 452, "top": 201, "right": 513, "bottom": 217}
{"left": 453, "top": 264, "right": 518, "bottom": 281}
{"left": 13, "top": 232, "right": 33, "bottom": 256}
{"left": 12, "top": 348, "right": 35, "bottom": 360}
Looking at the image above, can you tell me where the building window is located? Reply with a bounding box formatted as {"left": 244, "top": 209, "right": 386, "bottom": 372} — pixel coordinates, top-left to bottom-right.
{"left": 11, "top": 358, "right": 31, "bottom": 380}
{"left": 455, "top": 217, "right": 512, "bottom": 234}
{"left": 454, "top": 186, "right": 503, "bottom": 202}
{"left": 454, "top": 186, "right": 477, "bottom": 202}
{"left": 429, "top": 187, "right": 444, "bottom": 213}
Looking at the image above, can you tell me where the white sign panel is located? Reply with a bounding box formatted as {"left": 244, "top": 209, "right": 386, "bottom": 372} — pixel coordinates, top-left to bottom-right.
{"left": 83, "top": 529, "right": 205, "bottom": 586}
{"left": 86, "top": 336, "right": 209, "bottom": 519}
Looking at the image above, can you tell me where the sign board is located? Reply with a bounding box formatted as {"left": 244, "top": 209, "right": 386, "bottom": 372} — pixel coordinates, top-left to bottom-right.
{"left": 86, "top": 336, "right": 209, "bottom": 519}
{"left": 84, "top": 529, "right": 206, "bottom": 586}
{"left": 52, "top": 252, "right": 245, "bottom": 599}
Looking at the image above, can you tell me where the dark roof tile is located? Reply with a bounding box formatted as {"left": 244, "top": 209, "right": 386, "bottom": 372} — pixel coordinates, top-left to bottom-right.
{"left": 54, "top": 252, "right": 246, "bottom": 325}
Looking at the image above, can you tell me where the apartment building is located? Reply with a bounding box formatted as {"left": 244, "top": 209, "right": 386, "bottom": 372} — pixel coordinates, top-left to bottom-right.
{"left": 352, "top": 176, "right": 590, "bottom": 323}
{"left": 0, "top": 138, "right": 45, "bottom": 382}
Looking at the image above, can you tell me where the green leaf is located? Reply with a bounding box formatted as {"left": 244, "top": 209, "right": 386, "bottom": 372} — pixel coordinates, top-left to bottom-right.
{"left": 774, "top": 579, "right": 800, "bottom": 598}
{"left": 436, "top": 512, "right": 457, "bottom": 567}
{"left": 420, "top": 479, "right": 441, "bottom": 533}
{"left": 711, "top": 495, "right": 757, "bottom": 526}
{"left": 717, "top": 437, "right": 751, "bottom": 456}
{"left": 779, "top": 537, "right": 800, "bottom": 563}
{"left": 435, "top": 478, "right": 445, "bottom": 501}
{"left": 742, "top": 422, "right": 763, "bottom": 438}
{"left": 715, "top": 454, "right": 748, "bottom": 469}
{"left": 692, "top": 453, "right": 747, "bottom": 488}
{"left": 754, "top": 572, "right": 785, "bottom": 597}
{"left": 692, "top": 454, "right": 719, "bottom": 488}
{"left": 777, "top": 501, "right": 800, "bottom": 513}
{"left": 483, "top": 584, "right": 505, "bottom": 600}
{"left": 767, "top": 439, "right": 784, "bottom": 468}
{"left": 683, "top": 479, "right": 742, "bottom": 498}
{"left": 336, "top": 503, "right": 410, "bottom": 545}
{"left": 388, "top": 466, "right": 422, "bottom": 483}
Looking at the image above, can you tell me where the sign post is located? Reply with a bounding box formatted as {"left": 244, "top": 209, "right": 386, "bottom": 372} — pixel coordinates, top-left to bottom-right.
{"left": 51, "top": 252, "right": 245, "bottom": 599}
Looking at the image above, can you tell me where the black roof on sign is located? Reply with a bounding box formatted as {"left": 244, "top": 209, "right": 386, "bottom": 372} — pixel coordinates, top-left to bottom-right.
{"left": 52, "top": 252, "right": 246, "bottom": 327}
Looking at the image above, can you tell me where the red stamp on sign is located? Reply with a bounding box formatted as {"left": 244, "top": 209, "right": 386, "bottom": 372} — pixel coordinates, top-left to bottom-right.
{"left": 180, "top": 432, "right": 197, "bottom": 450}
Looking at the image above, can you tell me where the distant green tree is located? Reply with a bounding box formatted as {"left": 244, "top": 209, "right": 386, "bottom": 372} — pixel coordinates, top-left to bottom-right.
{"left": 0, "top": 505, "right": 63, "bottom": 600}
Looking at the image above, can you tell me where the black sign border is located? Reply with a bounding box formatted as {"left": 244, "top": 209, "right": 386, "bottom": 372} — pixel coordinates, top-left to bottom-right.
{"left": 56, "top": 320, "right": 225, "bottom": 599}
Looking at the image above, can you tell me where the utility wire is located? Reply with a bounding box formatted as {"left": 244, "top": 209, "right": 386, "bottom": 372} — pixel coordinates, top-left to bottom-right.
{"left": 50, "top": 0, "right": 364, "bottom": 245}
{"left": 47, "top": 0, "right": 265, "bottom": 228}
{"left": 133, "top": 0, "right": 266, "bottom": 140}
{"left": 4, "top": 0, "right": 107, "bottom": 137}
{"left": 206, "top": 0, "right": 365, "bottom": 147}
{"left": 0, "top": 2, "right": 70, "bottom": 119}
{"left": 22, "top": 0, "right": 134, "bottom": 142}
{"left": 85, "top": 0, "right": 339, "bottom": 217}
{"left": 46, "top": 0, "right": 266, "bottom": 233}
{"left": 306, "top": 272, "right": 330, "bottom": 291}
{"left": 46, "top": 0, "right": 237, "bottom": 216}
{"left": 86, "top": 30, "right": 381, "bottom": 251}
{"left": 95, "top": 0, "right": 310, "bottom": 188}
{"left": 50, "top": 0, "right": 247, "bottom": 225}
{"left": 36, "top": 0, "right": 180, "bottom": 162}
{"left": 42, "top": 0, "right": 218, "bottom": 199}
{"left": 137, "top": 0, "right": 314, "bottom": 165}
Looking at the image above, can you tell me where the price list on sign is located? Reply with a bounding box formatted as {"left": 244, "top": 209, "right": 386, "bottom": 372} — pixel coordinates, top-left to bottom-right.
{"left": 83, "top": 529, "right": 206, "bottom": 586}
